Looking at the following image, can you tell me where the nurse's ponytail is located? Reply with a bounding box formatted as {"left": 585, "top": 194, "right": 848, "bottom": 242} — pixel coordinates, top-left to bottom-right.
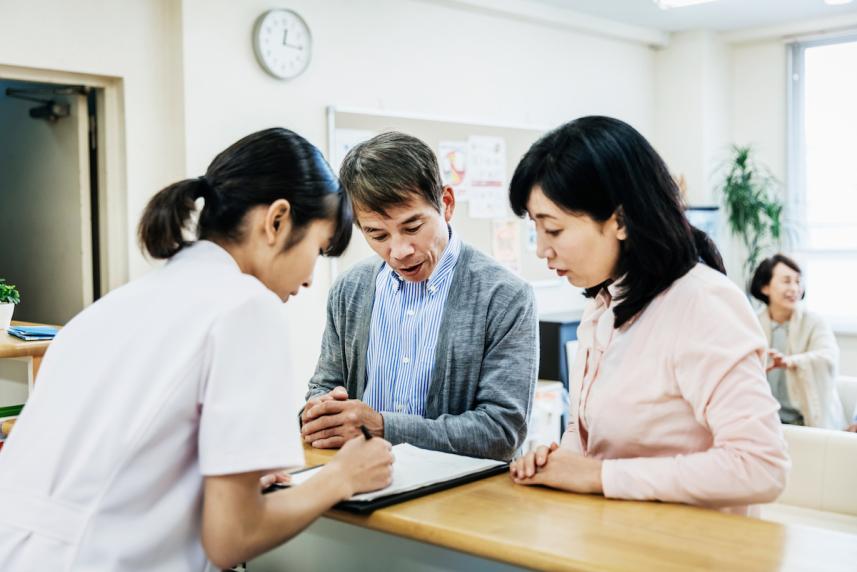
{"left": 137, "top": 128, "right": 352, "bottom": 261}
{"left": 138, "top": 177, "right": 211, "bottom": 259}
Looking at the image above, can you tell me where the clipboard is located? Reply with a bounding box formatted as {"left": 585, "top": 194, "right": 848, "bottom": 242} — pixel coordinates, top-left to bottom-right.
{"left": 336, "top": 462, "right": 508, "bottom": 514}
{"left": 263, "top": 461, "right": 509, "bottom": 514}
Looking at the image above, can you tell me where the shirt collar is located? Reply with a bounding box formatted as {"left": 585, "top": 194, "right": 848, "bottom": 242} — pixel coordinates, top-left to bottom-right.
{"left": 387, "top": 225, "right": 460, "bottom": 294}
{"left": 170, "top": 239, "right": 241, "bottom": 272}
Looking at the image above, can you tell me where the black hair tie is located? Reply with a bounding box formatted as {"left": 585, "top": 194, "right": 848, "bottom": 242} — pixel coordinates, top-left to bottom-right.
{"left": 195, "top": 176, "right": 214, "bottom": 201}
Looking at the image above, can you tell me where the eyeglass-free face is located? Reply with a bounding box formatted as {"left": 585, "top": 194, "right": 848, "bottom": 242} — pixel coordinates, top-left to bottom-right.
{"left": 526, "top": 186, "right": 626, "bottom": 289}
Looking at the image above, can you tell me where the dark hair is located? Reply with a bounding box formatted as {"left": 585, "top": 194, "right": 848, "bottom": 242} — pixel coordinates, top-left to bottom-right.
{"left": 509, "top": 116, "right": 724, "bottom": 328}
{"left": 138, "top": 128, "right": 351, "bottom": 259}
{"left": 749, "top": 254, "right": 804, "bottom": 305}
{"left": 339, "top": 132, "right": 443, "bottom": 216}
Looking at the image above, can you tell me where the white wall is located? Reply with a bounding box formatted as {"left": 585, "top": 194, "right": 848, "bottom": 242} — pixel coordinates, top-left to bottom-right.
{"left": 654, "top": 31, "right": 731, "bottom": 208}
{"left": 0, "top": 0, "right": 186, "bottom": 280}
{"left": 730, "top": 41, "right": 787, "bottom": 184}
{"left": 179, "top": 0, "right": 657, "bottom": 391}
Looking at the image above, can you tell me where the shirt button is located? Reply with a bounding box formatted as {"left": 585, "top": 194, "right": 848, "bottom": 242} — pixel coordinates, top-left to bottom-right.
{"left": 396, "top": 403, "right": 405, "bottom": 412}
{"left": 406, "top": 310, "right": 415, "bottom": 317}
{"left": 402, "top": 356, "right": 410, "bottom": 364}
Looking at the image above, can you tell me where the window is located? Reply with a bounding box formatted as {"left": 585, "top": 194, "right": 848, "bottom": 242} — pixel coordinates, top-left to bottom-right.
{"left": 789, "top": 35, "right": 857, "bottom": 330}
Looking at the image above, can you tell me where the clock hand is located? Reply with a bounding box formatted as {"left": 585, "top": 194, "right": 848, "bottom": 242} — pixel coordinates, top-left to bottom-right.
{"left": 281, "top": 28, "right": 303, "bottom": 50}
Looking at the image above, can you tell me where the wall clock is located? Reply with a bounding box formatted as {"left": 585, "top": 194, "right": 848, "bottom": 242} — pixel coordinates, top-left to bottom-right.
{"left": 253, "top": 9, "right": 312, "bottom": 80}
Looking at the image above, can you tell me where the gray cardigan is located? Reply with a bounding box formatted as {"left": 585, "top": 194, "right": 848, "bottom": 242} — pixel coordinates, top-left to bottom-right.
{"left": 307, "top": 243, "right": 538, "bottom": 461}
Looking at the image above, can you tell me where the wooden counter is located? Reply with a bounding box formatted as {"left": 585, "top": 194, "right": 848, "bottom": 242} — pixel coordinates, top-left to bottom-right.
{"left": 0, "top": 321, "right": 54, "bottom": 359}
{"left": 0, "top": 321, "right": 56, "bottom": 395}
{"left": 291, "top": 445, "right": 857, "bottom": 572}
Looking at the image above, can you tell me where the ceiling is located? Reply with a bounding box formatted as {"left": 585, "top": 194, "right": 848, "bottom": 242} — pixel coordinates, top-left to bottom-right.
{"left": 529, "top": 0, "right": 857, "bottom": 32}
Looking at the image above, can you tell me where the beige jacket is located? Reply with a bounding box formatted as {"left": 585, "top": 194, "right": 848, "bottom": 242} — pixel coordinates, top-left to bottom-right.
{"left": 757, "top": 306, "right": 845, "bottom": 429}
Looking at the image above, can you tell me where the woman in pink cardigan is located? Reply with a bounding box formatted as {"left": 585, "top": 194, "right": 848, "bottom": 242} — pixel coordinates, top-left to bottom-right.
{"left": 508, "top": 116, "right": 789, "bottom": 514}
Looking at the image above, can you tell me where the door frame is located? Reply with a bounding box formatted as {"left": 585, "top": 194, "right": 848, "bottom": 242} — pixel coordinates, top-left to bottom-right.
{"left": 0, "top": 64, "right": 128, "bottom": 294}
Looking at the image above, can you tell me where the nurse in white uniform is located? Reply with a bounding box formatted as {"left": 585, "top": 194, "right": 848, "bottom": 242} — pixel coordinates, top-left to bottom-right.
{"left": 0, "top": 128, "right": 394, "bottom": 571}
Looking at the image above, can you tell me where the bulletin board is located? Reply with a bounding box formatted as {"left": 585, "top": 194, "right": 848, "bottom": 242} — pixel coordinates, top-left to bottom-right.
{"left": 326, "top": 106, "right": 555, "bottom": 283}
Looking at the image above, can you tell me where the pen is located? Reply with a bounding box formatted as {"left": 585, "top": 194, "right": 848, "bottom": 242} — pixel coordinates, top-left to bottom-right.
{"left": 360, "top": 424, "right": 373, "bottom": 440}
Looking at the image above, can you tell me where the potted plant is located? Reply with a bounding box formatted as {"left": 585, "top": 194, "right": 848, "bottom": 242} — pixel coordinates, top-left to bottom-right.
{"left": 719, "top": 145, "right": 783, "bottom": 281}
{"left": 0, "top": 279, "right": 21, "bottom": 331}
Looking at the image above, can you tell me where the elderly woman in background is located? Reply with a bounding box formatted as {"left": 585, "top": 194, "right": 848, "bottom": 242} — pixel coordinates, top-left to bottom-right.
{"left": 750, "top": 254, "right": 845, "bottom": 429}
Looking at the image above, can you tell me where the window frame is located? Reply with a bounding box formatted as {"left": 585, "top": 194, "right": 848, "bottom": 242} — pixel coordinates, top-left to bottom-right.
{"left": 787, "top": 33, "right": 857, "bottom": 333}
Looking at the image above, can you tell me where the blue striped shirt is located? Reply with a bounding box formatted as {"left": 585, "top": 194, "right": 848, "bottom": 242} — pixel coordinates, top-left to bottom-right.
{"left": 363, "top": 227, "right": 461, "bottom": 416}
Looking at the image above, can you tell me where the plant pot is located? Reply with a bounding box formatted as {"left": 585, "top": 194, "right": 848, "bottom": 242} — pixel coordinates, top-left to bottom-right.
{"left": 0, "top": 303, "right": 14, "bottom": 331}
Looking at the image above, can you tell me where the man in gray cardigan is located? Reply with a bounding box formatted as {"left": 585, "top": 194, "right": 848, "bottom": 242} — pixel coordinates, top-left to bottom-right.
{"left": 300, "top": 132, "right": 537, "bottom": 461}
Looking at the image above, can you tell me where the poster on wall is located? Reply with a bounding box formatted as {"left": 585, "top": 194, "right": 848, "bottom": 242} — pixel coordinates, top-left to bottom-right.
{"left": 331, "top": 128, "right": 376, "bottom": 173}
{"left": 469, "top": 188, "right": 508, "bottom": 219}
{"left": 467, "top": 135, "right": 508, "bottom": 219}
{"left": 491, "top": 219, "right": 521, "bottom": 274}
{"left": 438, "top": 140, "right": 469, "bottom": 202}
{"left": 467, "top": 135, "right": 506, "bottom": 188}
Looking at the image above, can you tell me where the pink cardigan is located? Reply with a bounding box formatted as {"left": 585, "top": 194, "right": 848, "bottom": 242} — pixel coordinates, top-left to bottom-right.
{"left": 562, "top": 264, "right": 789, "bottom": 515}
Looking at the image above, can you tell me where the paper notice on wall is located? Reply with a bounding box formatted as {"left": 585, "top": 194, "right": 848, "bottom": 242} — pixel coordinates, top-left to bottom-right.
{"left": 331, "top": 129, "right": 376, "bottom": 173}
{"left": 468, "top": 135, "right": 506, "bottom": 188}
{"left": 492, "top": 219, "right": 521, "bottom": 274}
{"left": 438, "top": 140, "right": 469, "bottom": 202}
{"left": 466, "top": 135, "right": 507, "bottom": 218}
{"left": 469, "top": 188, "right": 508, "bottom": 219}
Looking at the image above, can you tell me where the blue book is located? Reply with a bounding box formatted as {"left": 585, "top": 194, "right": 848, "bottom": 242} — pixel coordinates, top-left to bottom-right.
{"left": 6, "top": 326, "right": 58, "bottom": 341}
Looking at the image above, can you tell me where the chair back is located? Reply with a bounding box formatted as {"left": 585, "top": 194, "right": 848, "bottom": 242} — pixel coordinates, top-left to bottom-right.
{"left": 778, "top": 424, "right": 857, "bottom": 516}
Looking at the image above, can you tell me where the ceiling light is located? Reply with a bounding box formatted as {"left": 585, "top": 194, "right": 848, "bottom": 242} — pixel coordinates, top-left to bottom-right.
{"left": 654, "top": 0, "right": 718, "bottom": 9}
{"left": 824, "top": 0, "right": 854, "bottom": 5}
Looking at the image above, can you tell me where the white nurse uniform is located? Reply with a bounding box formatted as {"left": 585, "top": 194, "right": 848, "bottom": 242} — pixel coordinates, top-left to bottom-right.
{"left": 0, "top": 241, "right": 304, "bottom": 571}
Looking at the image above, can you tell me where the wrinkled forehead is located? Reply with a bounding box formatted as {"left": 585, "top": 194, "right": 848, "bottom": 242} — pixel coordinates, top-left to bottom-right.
{"left": 353, "top": 195, "right": 438, "bottom": 230}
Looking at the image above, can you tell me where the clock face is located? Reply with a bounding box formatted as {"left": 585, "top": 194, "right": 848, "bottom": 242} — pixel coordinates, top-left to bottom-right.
{"left": 253, "top": 9, "right": 312, "bottom": 80}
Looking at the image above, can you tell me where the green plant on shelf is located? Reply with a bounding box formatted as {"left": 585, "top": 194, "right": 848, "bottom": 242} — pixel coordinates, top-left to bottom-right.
{"left": 0, "top": 279, "right": 21, "bottom": 305}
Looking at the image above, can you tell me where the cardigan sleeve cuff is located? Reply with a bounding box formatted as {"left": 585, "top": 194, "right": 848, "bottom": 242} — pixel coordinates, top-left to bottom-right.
{"left": 601, "top": 459, "right": 625, "bottom": 499}
{"left": 379, "top": 412, "right": 410, "bottom": 444}
{"left": 600, "top": 457, "right": 666, "bottom": 501}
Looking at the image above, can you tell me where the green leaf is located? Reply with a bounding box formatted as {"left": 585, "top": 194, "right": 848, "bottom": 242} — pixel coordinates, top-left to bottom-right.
{"left": 717, "top": 146, "right": 784, "bottom": 287}
{"left": 0, "top": 278, "right": 21, "bottom": 304}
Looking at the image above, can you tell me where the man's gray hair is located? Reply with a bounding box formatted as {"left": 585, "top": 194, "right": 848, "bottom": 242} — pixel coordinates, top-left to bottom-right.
{"left": 339, "top": 132, "right": 444, "bottom": 216}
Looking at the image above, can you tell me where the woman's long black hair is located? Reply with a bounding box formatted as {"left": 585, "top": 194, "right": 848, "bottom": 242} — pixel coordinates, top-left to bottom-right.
{"left": 509, "top": 116, "right": 723, "bottom": 328}
{"left": 138, "top": 127, "right": 352, "bottom": 259}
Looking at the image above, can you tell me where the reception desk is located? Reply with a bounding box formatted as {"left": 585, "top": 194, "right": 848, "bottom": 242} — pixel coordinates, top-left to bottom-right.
{"left": 251, "top": 445, "right": 857, "bottom": 571}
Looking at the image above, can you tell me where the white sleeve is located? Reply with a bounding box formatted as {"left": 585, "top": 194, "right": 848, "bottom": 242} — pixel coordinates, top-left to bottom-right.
{"left": 198, "top": 292, "right": 305, "bottom": 476}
